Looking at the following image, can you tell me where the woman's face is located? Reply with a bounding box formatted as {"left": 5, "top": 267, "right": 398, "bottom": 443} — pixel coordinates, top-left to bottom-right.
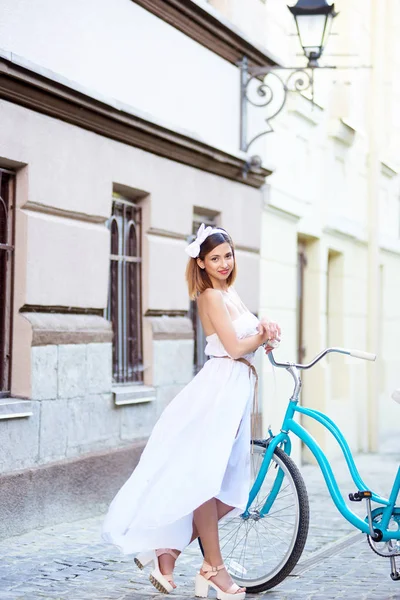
{"left": 198, "top": 242, "right": 234, "bottom": 286}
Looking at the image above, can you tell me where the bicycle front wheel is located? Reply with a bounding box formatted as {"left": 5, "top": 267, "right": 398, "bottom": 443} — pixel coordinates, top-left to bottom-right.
{"left": 218, "top": 441, "right": 309, "bottom": 593}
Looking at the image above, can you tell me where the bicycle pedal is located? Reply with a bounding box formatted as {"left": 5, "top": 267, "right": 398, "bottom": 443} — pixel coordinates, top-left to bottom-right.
{"left": 349, "top": 490, "right": 372, "bottom": 502}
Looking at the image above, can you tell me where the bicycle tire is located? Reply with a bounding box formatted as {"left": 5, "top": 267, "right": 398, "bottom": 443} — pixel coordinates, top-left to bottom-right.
{"left": 207, "top": 440, "right": 310, "bottom": 593}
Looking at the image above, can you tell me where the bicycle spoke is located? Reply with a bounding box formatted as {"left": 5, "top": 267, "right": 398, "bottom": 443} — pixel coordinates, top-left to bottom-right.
{"left": 225, "top": 523, "right": 252, "bottom": 564}
{"left": 266, "top": 503, "right": 295, "bottom": 516}
{"left": 240, "top": 519, "right": 250, "bottom": 575}
{"left": 253, "top": 485, "right": 293, "bottom": 512}
{"left": 220, "top": 520, "right": 245, "bottom": 550}
{"left": 253, "top": 520, "right": 266, "bottom": 566}
{"left": 250, "top": 520, "right": 282, "bottom": 557}
{"left": 266, "top": 513, "right": 296, "bottom": 526}
{"left": 223, "top": 521, "right": 245, "bottom": 556}
{"left": 258, "top": 519, "right": 289, "bottom": 546}
{"left": 224, "top": 521, "right": 250, "bottom": 559}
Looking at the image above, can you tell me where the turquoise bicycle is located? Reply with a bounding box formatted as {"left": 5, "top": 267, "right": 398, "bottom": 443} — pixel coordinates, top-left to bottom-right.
{"left": 216, "top": 347, "right": 400, "bottom": 592}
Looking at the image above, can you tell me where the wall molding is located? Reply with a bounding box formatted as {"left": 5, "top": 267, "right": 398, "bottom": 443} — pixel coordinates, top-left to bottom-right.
{"left": 23, "top": 201, "right": 107, "bottom": 224}
{"left": 147, "top": 227, "right": 187, "bottom": 241}
{"left": 148, "top": 315, "right": 194, "bottom": 340}
{"left": 0, "top": 55, "right": 271, "bottom": 188}
{"left": 328, "top": 118, "right": 356, "bottom": 147}
{"left": 20, "top": 305, "right": 104, "bottom": 316}
{"left": 132, "top": 0, "right": 278, "bottom": 68}
{"left": 22, "top": 312, "right": 112, "bottom": 346}
{"left": 145, "top": 309, "right": 188, "bottom": 318}
{"left": 381, "top": 160, "right": 398, "bottom": 179}
{"left": 323, "top": 218, "right": 367, "bottom": 244}
{"left": 235, "top": 244, "right": 259, "bottom": 254}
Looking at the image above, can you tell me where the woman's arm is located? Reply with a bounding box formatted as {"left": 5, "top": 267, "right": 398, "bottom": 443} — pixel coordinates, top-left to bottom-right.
{"left": 200, "top": 289, "right": 269, "bottom": 359}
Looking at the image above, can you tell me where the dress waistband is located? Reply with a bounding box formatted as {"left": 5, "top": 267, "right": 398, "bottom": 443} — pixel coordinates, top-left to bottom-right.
{"left": 211, "top": 356, "right": 259, "bottom": 447}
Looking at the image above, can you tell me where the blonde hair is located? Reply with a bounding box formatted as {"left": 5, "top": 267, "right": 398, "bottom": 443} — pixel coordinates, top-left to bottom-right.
{"left": 186, "top": 230, "right": 237, "bottom": 299}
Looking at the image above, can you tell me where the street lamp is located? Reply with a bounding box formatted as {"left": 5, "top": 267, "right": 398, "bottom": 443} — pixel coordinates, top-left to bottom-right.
{"left": 289, "top": 0, "right": 338, "bottom": 67}
{"left": 239, "top": 0, "right": 338, "bottom": 156}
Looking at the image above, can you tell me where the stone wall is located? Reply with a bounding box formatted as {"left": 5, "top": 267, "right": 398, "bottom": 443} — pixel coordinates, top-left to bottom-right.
{"left": 1, "top": 313, "right": 194, "bottom": 470}
{"left": 0, "top": 312, "right": 194, "bottom": 538}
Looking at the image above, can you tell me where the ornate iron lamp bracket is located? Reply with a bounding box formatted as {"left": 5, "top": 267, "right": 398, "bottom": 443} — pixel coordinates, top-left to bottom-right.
{"left": 239, "top": 56, "right": 316, "bottom": 154}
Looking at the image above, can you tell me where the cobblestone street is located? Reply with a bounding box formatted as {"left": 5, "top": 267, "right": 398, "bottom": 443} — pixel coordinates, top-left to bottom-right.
{"left": 1, "top": 440, "right": 399, "bottom": 600}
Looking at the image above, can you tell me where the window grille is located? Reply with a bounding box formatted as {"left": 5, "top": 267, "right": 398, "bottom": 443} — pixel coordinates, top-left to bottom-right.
{"left": 0, "top": 169, "right": 15, "bottom": 397}
{"left": 106, "top": 197, "right": 143, "bottom": 384}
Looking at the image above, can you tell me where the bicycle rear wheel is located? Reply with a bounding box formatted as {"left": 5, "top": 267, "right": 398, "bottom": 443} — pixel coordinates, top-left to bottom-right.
{"left": 218, "top": 441, "right": 309, "bottom": 593}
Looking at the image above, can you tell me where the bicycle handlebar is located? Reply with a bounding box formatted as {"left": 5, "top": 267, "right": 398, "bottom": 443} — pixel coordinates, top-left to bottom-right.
{"left": 268, "top": 347, "right": 376, "bottom": 370}
{"left": 348, "top": 349, "right": 376, "bottom": 361}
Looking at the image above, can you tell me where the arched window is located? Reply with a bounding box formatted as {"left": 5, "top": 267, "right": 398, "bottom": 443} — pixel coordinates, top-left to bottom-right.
{"left": 0, "top": 169, "right": 15, "bottom": 396}
{"left": 106, "top": 196, "right": 143, "bottom": 384}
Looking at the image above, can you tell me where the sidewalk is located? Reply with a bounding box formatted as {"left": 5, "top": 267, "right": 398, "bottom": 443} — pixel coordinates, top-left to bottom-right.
{"left": 0, "top": 439, "right": 399, "bottom": 600}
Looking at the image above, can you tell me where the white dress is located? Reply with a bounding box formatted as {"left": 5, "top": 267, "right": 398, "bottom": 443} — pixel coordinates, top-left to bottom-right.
{"left": 102, "top": 311, "right": 260, "bottom": 554}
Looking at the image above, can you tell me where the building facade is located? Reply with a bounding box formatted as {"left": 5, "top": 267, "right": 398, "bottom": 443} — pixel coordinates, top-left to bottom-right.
{"left": 208, "top": 0, "right": 400, "bottom": 459}
{"left": 0, "top": 0, "right": 399, "bottom": 537}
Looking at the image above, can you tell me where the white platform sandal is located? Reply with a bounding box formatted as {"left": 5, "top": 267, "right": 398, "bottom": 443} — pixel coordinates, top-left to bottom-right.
{"left": 135, "top": 548, "right": 178, "bottom": 593}
{"left": 134, "top": 549, "right": 157, "bottom": 571}
{"left": 195, "top": 561, "right": 246, "bottom": 600}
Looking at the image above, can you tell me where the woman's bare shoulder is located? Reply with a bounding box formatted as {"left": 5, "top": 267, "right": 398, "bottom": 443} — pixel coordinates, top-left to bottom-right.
{"left": 197, "top": 288, "right": 224, "bottom": 310}
{"left": 198, "top": 288, "right": 223, "bottom": 302}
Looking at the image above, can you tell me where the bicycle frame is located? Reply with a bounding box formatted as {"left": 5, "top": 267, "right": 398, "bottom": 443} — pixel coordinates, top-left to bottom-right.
{"left": 244, "top": 350, "right": 400, "bottom": 543}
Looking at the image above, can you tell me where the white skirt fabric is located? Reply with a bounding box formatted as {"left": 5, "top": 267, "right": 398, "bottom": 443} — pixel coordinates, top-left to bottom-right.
{"left": 102, "top": 312, "right": 259, "bottom": 554}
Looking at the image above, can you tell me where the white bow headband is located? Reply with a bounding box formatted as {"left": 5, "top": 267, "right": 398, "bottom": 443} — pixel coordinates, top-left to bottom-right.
{"left": 185, "top": 223, "right": 226, "bottom": 258}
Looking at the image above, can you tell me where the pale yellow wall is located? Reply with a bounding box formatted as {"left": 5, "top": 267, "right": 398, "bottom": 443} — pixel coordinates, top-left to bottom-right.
{"left": 300, "top": 235, "right": 371, "bottom": 458}
{"left": 259, "top": 205, "right": 301, "bottom": 463}
{"left": 379, "top": 250, "right": 400, "bottom": 438}
{"left": 208, "top": 0, "right": 400, "bottom": 457}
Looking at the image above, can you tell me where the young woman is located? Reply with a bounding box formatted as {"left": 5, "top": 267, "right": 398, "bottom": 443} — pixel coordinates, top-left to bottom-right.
{"left": 102, "top": 224, "right": 281, "bottom": 599}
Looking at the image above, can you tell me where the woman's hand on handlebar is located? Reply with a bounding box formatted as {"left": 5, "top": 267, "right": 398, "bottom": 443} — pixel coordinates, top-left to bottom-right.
{"left": 258, "top": 319, "right": 281, "bottom": 353}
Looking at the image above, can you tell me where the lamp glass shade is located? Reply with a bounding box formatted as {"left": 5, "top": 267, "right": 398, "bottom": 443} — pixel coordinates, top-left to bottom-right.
{"left": 295, "top": 13, "right": 330, "bottom": 59}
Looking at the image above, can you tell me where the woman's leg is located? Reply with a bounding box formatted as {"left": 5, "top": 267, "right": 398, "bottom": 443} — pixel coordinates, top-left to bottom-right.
{"left": 191, "top": 498, "right": 234, "bottom": 543}
{"left": 157, "top": 500, "right": 234, "bottom": 578}
{"left": 193, "top": 498, "right": 245, "bottom": 593}
{"left": 193, "top": 498, "right": 222, "bottom": 565}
